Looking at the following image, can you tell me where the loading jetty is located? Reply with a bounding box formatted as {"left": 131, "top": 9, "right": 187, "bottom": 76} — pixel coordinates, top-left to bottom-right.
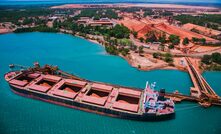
{"left": 166, "top": 57, "right": 221, "bottom": 107}
{"left": 4, "top": 63, "right": 175, "bottom": 121}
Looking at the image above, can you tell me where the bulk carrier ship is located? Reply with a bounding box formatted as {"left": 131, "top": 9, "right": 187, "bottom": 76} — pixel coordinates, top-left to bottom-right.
{"left": 4, "top": 63, "right": 175, "bottom": 121}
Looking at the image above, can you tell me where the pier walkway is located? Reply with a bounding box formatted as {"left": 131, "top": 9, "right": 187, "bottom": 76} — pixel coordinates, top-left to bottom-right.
{"left": 164, "top": 57, "right": 221, "bottom": 107}
{"left": 185, "top": 57, "right": 220, "bottom": 100}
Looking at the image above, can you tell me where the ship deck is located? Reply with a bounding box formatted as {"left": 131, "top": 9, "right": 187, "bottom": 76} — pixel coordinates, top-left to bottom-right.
{"left": 6, "top": 71, "right": 143, "bottom": 115}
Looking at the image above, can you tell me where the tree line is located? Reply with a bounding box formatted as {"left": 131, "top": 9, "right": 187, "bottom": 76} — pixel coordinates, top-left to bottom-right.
{"left": 201, "top": 52, "right": 221, "bottom": 71}
{"left": 73, "top": 9, "right": 119, "bottom": 20}
{"left": 174, "top": 14, "right": 221, "bottom": 30}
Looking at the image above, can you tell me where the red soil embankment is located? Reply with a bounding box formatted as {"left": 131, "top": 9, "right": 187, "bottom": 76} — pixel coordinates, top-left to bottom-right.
{"left": 117, "top": 17, "right": 146, "bottom": 32}
{"left": 117, "top": 16, "right": 219, "bottom": 43}
{"left": 182, "top": 23, "right": 221, "bottom": 36}
{"left": 154, "top": 23, "right": 218, "bottom": 43}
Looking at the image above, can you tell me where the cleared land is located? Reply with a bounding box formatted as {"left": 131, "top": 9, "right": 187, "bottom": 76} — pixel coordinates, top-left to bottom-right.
{"left": 182, "top": 23, "right": 221, "bottom": 36}
{"left": 117, "top": 16, "right": 219, "bottom": 43}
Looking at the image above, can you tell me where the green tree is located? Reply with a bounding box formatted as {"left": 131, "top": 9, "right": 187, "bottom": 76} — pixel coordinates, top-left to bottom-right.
{"left": 159, "top": 32, "right": 166, "bottom": 44}
{"left": 132, "top": 31, "right": 138, "bottom": 38}
{"left": 211, "top": 53, "right": 221, "bottom": 64}
{"left": 145, "top": 31, "right": 158, "bottom": 43}
{"left": 161, "top": 11, "right": 173, "bottom": 16}
{"left": 192, "top": 37, "right": 199, "bottom": 43}
{"left": 14, "top": 25, "right": 59, "bottom": 33}
{"left": 164, "top": 53, "right": 173, "bottom": 63}
{"left": 182, "top": 37, "right": 189, "bottom": 45}
{"left": 191, "top": 28, "right": 200, "bottom": 33}
{"left": 169, "top": 34, "right": 180, "bottom": 45}
{"left": 110, "top": 24, "right": 130, "bottom": 39}
{"left": 138, "top": 65, "right": 141, "bottom": 69}
{"left": 94, "top": 15, "right": 100, "bottom": 20}
{"left": 121, "top": 48, "right": 130, "bottom": 56}
{"left": 144, "top": 9, "right": 154, "bottom": 17}
{"left": 138, "top": 46, "right": 144, "bottom": 54}
{"left": 201, "top": 38, "right": 206, "bottom": 45}
{"left": 153, "top": 52, "right": 161, "bottom": 58}
{"left": 202, "top": 55, "right": 212, "bottom": 65}
{"left": 168, "top": 45, "right": 174, "bottom": 49}
{"left": 22, "top": 17, "right": 34, "bottom": 25}
{"left": 174, "top": 14, "right": 221, "bottom": 30}
{"left": 105, "top": 45, "right": 119, "bottom": 55}
{"left": 139, "top": 37, "right": 144, "bottom": 42}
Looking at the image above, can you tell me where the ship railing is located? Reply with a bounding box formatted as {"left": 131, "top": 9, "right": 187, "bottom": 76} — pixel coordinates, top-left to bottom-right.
{"left": 9, "top": 64, "right": 29, "bottom": 71}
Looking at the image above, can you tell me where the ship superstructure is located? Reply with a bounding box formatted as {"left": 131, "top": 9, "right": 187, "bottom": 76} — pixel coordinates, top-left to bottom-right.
{"left": 143, "top": 82, "right": 174, "bottom": 115}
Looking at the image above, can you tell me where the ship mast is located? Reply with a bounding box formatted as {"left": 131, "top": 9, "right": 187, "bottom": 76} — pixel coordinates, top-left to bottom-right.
{"left": 142, "top": 81, "right": 149, "bottom": 112}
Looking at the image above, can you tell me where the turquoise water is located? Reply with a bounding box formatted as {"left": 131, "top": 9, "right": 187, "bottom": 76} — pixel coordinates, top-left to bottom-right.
{"left": 0, "top": 32, "right": 220, "bottom": 134}
{"left": 203, "top": 72, "right": 221, "bottom": 96}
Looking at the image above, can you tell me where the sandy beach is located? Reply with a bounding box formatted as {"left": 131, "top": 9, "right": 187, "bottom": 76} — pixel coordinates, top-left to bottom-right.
{"left": 0, "top": 28, "right": 11, "bottom": 34}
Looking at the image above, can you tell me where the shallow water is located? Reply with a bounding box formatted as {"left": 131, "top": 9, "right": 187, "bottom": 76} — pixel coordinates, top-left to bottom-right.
{"left": 0, "top": 32, "right": 220, "bottom": 134}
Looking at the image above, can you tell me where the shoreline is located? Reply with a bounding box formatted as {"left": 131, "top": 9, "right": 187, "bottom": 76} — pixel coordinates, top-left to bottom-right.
{"left": 0, "top": 31, "right": 209, "bottom": 73}
{"left": 73, "top": 34, "right": 185, "bottom": 72}
{"left": 76, "top": 34, "right": 188, "bottom": 72}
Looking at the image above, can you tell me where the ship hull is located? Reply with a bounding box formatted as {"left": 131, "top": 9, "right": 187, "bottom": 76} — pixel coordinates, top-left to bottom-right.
{"left": 9, "top": 84, "right": 175, "bottom": 121}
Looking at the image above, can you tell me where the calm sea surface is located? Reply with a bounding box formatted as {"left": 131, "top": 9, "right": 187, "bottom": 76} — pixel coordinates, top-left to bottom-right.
{"left": 0, "top": 32, "right": 220, "bottom": 134}
{"left": 0, "top": 0, "right": 221, "bottom": 7}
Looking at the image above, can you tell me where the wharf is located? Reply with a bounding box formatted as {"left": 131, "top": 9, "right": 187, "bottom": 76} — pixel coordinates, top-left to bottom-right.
{"left": 165, "top": 57, "right": 221, "bottom": 107}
